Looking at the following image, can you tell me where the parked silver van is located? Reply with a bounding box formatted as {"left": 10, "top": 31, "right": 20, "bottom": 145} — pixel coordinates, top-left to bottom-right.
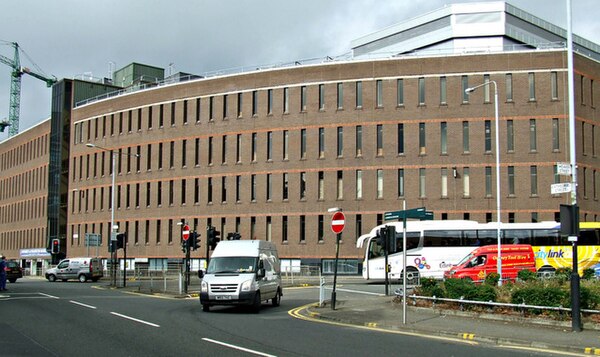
{"left": 199, "top": 240, "right": 281, "bottom": 312}
{"left": 45, "top": 257, "right": 103, "bottom": 283}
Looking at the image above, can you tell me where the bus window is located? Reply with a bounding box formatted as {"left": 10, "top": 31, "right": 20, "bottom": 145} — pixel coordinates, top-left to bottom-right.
{"left": 368, "top": 239, "right": 384, "bottom": 259}
{"left": 390, "top": 232, "right": 420, "bottom": 252}
{"left": 533, "top": 229, "right": 561, "bottom": 245}
{"left": 504, "top": 229, "right": 532, "bottom": 245}
{"left": 476, "top": 230, "right": 502, "bottom": 246}
{"left": 578, "top": 229, "right": 600, "bottom": 245}
{"left": 425, "top": 230, "right": 461, "bottom": 247}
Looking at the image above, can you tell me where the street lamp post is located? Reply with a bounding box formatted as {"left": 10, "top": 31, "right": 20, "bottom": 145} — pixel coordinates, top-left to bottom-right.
{"left": 86, "top": 143, "right": 138, "bottom": 287}
{"left": 465, "top": 80, "right": 503, "bottom": 286}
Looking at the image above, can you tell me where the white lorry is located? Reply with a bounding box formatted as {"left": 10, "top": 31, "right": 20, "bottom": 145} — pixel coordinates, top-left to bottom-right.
{"left": 199, "top": 240, "right": 282, "bottom": 312}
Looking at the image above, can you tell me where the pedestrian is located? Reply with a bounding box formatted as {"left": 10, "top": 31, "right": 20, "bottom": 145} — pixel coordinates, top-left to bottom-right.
{"left": 0, "top": 255, "right": 7, "bottom": 291}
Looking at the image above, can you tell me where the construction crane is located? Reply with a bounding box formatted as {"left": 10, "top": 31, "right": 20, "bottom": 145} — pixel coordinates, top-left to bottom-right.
{"left": 0, "top": 41, "right": 56, "bottom": 137}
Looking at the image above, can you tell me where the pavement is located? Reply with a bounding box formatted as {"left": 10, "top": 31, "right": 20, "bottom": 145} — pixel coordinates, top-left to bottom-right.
{"left": 293, "top": 286, "right": 600, "bottom": 356}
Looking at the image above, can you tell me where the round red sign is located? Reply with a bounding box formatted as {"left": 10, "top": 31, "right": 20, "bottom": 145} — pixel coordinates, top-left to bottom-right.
{"left": 182, "top": 224, "right": 190, "bottom": 241}
{"left": 331, "top": 211, "right": 345, "bottom": 234}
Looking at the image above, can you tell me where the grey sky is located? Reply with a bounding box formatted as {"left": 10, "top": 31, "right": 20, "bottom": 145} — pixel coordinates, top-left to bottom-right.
{"left": 0, "top": 0, "right": 598, "bottom": 141}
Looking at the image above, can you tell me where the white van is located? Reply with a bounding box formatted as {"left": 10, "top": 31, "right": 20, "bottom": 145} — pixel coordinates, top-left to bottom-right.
{"left": 45, "top": 257, "right": 104, "bottom": 283}
{"left": 199, "top": 240, "right": 282, "bottom": 312}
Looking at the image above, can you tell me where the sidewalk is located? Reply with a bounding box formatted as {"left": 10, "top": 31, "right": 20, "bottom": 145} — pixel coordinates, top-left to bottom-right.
{"left": 300, "top": 292, "right": 600, "bottom": 355}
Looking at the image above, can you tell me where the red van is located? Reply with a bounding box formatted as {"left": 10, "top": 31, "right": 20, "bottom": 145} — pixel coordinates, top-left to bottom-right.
{"left": 444, "top": 244, "right": 535, "bottom": 282}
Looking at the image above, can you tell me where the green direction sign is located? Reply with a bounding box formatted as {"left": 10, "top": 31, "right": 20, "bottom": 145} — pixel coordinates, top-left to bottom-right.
{"left": 384, "top": 207, "right": 427, "bottom": 221}
{"left": 85, "top": 233, "right": 102, "bottom": 247}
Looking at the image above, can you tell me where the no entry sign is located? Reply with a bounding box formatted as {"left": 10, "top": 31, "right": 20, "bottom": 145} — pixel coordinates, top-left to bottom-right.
{"left": 331, "top": 211, "right": 346, "bottom": 234}
{"left": 182, "top": 224, "right": 190, "bottom": 241}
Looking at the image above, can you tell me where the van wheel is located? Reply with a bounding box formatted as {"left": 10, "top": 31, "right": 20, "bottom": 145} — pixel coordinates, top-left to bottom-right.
{"left": 252, "top": 292, "right": 262, "bottom": 313}
{"left": 202, "top": 304, "right": 210, "bottom": 312}
{"left": 47, "top": 274, "right": 56, "bottom": 282}
{"left": 271, "top": 289, "right": 281, "bottom": 306}
{"left": 9, "top": 279, "right": 16, "bottom": 283}
{"left": 78, "top": 274, "right": 87, "bottom": 283}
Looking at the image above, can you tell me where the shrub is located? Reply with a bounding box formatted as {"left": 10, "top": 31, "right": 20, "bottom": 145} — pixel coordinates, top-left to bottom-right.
{"left": 517, "top": 269, "right": 538, "bottom": 282}
{"left": 416, "top": 277, "right": 446, "bottom": 298}
{"left": 443, "top": 278, "right": 477, "bottom": 300}
{"left": 484, "top": 273, "right": 500, "bottom": 286}
{"left": 473, "top": 284, "right": 497, "bottom": 302}
{"left": 511, "top": 284, "right": 567, "bottom": 307}
{"left": 582, "top": 268, "right": 596, "bottom": 280}
{"left": 554, "top": 267, "right": 573, "bottom": 282}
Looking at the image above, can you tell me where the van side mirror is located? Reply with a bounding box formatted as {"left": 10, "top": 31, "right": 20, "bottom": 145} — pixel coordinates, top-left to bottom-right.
{"left": 198, "top": 270, "right": 204, "bottom": 279}
{"left": 257, "top": 268, "right": 265, "bottom": 278}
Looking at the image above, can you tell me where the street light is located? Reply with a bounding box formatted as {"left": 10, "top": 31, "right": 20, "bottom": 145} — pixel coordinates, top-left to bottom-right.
{"left": 86, "top": 143, "right": 139, "bottom": 287}
{"left": 465, "top": 80, "right": 503, "bottom": 286}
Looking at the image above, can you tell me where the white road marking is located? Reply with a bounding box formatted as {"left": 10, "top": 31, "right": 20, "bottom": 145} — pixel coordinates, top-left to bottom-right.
{"left": 38, "top": 292, "right": 59, "bottom": 299}
{"left": 110, "top": 312, "right": 160, "bottom": 327}
{"left": 202, "top": 338, "right": 277, "bottom": 357}
{"left": 69, "top": 300, "right": 97, "bottom": 309}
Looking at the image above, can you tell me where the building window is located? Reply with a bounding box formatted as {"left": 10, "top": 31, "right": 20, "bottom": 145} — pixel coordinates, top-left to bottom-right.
{"left": 462, "top": 121, "right": 469, "bottom": 153}
{"left": 300, "top": 86, "right": 307, "bottom": 111}
{"left": 169, "top": 180, "right": 174, "bottom": 205}
{"left": 397, "top": 79, "right": 404, "bottom": 106}
{"left": 507, "top": 120, "right": 514, "bottom": 152}
{"left": 181, "top": 179, "right": 187, "bottom": 205}
{"left": 194, "top": 138, "right": 200, "bottom": 166}
{"left": 418, "top": 77, "right": 425, "bottom": 105}
{"left": 221, "top": 176, "right": 227, "bottom": 203}
{"left": 337, "top": 170, "right": 343, "bottom": 199}
{"left": 157, "top": 181, "right": 162, "bottom": 206}
{"left": 267, "top": 89, "right": 273, "bottom": 115}
{"left": 283, "top": 87, "right": 289, "bottom": 114}
{"left": 234, "top": 134, "right": 241, "bottom": 164}
{"left": 318, "top": 127, "right": 325, "bottom": 158}
{"left": 440, "top": 76, "right": 447, "bottom": 104}
{"left": 196, "top": 98, "right": 201, "bottom": 123}
{"left": 181, "top": 140, "right": 187, "bottom": 167}
{"left": 169, "top": 141, "right": 175, "bottom": 168}
{"left": 300, "top": 129, "right": 307, "bottom": 159}
{"left": 529, "top": 119, "right": 537, "bottom": 152}
{"left": 551, "top": 71, "right": 558, "bottom": 100}
{"left": 356, "top": 214, "right": 362, "bottom": 240}
{"left": 207, "top": 177, "right": 212, "bottom": 204}
{"left": 376, "top": 80, "right": 383, "bottom": 108}
{"left": 252, "top": 91, "right": 258, "bottom": 116}
{"left": 397, "top": 123, "right": 404, "bottom": 155}
{"left": 319, "top": 84, "right": 325, "bottom": 110}
{"left": 282, "top": 173, "right": 289, "bottom": 200}
{"left": 283, "top": 130, "right": 289, "bottom": 160}
{"left": 251, "top": 174, "right": 256, "bottom": 201}
{"left": 376, "top": 169, "right": 383, "bottom": 199}
{"left": 441, "top": 168, "right": 448, "bottom": 198}
{"left": 552, "top": 118, "right": 560, "bottom": 151}
{"left": 337, "top": 127, "right": 343, "bottom": 157}
{"left": 508, "top": 166, "right": 515, "bottom": 196}
{"left": 223, "top": 95, "right": 228, "bottom": 119}
{"left": 209, "top": 97, "right": 214, "bottom": 121}
{"left": 267, "top": 131, "right": 273, "bottom": 161}
{"left": 483, "top": 74, "right": 491, "bottom": 103}
{"left": 235, "top": 175, "right": 241, "bottom": 202}
{"left": 505, "top": 73, "right": 513, "bottom": 102}
{"left": 554, "top": 165, "right": 560, "bottom": 184}
{"left": 194, "top": 178, "right": 199, "bottom": 204}
{"left": 356, "top": 170, "right": 362, "bottom": 199}
{"left": 528, "top": 72, "right": 536, "bottom": 101}
{"left": 419, "top": 122, "right": 426, "bottom": 155}
{"left": 299, "top": 215, "right": 306, "bottom": 242}
{"left": 317, "top": 171, "right": 323, "bottom": 200}
{"left": 461, "top": 75, "right": 469, "bottom": 103}
{"left": 251, "top": 133, "right": 257, "bottom": 162}
{"left": 356, "top": 125, "right": 362, "bottom": 157}
{"left": 266, "top": 174, "right": 272, "bottom": 201}
{"left": 337, "top": 82, "right": 343, "bottom": 109}
{"left": 318, "top": 215, "right": 324, "bottom": 242}
{"left": 356, "top": 81, "right": 362, "bottom": 108}
{"left": 485, "top": 166, "right": 492, "bottom": 197}
{"left": 398, "top": 169, "right": 404, "bottom": 197}
{"left": 484, "top": 120, "right": 492, "bottom": 152}
{"left": 208, "top": 137, "right": 213, "bottom": 165}
{"left": 440, "top": 122, "right": 447, "bottom": 155}
{"left": 237, "top": 92, "right": 243, "bottom": 117}
{"left": 282, "top": 216, "right": 288, "bottom": 242}
{"left": 419, "top": 168, "right": 426, "bottom": 198}
{"left": 530, "top": 166, "right": 538, "bottom": 196}
{"left": 376, "top": 124, "right": 383, "bottom": 156}
{"left": 301, "top": 172, "right": 307, "bottom": 200}
{"left": 463, "top": 167, "right": 470, "bottom": 197}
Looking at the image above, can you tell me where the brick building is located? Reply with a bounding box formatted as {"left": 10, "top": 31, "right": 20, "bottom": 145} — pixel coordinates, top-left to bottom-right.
{"left": 1, "top": 2, "right": 599, "bottom": 272}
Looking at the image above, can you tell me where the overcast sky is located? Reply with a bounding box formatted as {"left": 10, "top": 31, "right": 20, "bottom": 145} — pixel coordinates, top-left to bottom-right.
{"left": 1, "top": 0, "right": 598, "bottom": 141}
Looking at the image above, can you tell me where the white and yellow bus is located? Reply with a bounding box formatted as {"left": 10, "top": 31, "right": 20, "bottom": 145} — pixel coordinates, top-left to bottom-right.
{"left": 356, "top": 220, "right": 600, "bottom": 282}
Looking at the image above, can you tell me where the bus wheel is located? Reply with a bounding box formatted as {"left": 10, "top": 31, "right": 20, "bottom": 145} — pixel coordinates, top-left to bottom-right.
{"left": 402, "top": 268, "right": 420, "bottom": 286}
{"left": 537, "top": 267, "right": 555, "bottom": 279}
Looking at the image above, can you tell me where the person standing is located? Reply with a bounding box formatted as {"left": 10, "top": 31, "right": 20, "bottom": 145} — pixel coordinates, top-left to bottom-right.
{"left": 0, "top": 255, "right": 7, "bottom": 291}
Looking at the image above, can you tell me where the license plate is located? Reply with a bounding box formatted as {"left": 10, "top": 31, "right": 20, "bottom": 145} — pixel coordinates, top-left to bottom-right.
{"left": 215, "top": 295, "right": 232, "bottom": 300}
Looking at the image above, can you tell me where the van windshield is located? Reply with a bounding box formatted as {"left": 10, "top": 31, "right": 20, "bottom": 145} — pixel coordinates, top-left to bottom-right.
{"left": 456, "top": 253, "right": 474, "bottom": 267}
{"left": 207, "top": 257, "right": 258, "bottom": 274}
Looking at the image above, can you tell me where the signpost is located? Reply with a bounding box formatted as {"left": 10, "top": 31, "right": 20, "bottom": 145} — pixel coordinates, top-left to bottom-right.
{"left": 551, "top": 183, "right": 572, "bottom": 195}
{"left": 84, "top": 233, "right": 101, "bottom": 257}
{"left": 330, "top": 211, "right": 345, "bottom": 310}
{"left": 182, "top": 224, "right": 190, "bottom": 241}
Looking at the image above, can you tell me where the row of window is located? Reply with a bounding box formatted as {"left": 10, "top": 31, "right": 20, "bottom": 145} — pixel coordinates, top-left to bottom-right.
{"left": 75, "top": 118, "right": 583, "bottom": 182}
{"left": 0, "top": 166, "right": 48, "bottom": 200}
{"left": 0, "top": 196, "right": 47, "bottom": 225}
{"left": 74, "top": 70, "right": 598, "bottom": 145}
{"left": 0, "top": 133, "right": 49, "bottom": 171}
{"left": 71, "top": 165, "right": 600, "bottom": 215}
{"left": 0, "top": 227, "right": 46, "bottom": 251}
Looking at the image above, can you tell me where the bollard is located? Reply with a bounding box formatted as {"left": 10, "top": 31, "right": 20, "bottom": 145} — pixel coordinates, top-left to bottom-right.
{"left": 319, "top": 277, "right": 326, "bottom": 307}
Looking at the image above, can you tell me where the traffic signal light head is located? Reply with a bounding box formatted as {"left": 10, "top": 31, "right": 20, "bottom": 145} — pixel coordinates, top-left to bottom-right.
{"left": 116, "top": 232, "right": 126, "bottom": 249}
{"left": 191, "top": 231, "right": 201, "bottom": 251}
{"left": 207, "top": 226, "right": 221, "bottom": 250}
{"left": 51, "top": 239, "right": 60, "bottom": 254}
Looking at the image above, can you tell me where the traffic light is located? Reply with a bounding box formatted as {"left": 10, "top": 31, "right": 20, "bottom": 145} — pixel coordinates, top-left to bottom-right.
{"left": 226, "top": 232, "right": 241, "bottom": 240}
{"left": 386, "top": 225, "right": 397, "bottom": 254}
{"left": 376, "top": 227, "right": 387, "bottom": 252}
{"left": 207, "top": 226, "right": 221, "bottom": 250}
{"left": 51, "top": 238, "right": 60, "bottom": 254}
{"left": 116, "top": 232, "right": 127, "bottom": 249}
{"left": 190, "top": 231, "right": 201, "bottom": 251}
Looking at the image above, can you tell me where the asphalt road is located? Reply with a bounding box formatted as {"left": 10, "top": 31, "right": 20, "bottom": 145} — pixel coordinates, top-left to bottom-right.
{"left": 0, "top": 277, "right": 552, "bottom": 357}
